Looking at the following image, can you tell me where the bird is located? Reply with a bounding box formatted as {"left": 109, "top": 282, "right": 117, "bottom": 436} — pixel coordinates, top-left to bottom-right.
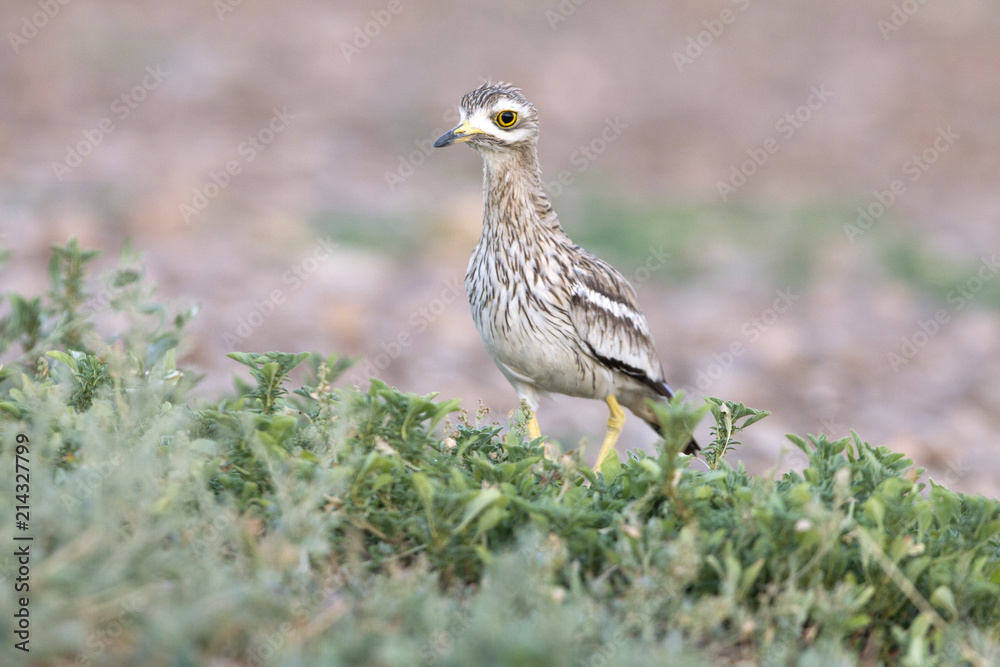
{"left": 433, "top": 82, "right": 697, "bottom": 468}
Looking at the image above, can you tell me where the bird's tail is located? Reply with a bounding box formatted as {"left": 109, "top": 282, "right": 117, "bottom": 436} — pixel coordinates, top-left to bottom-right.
{"left": 644, "top": 380, "right": 700, "bottom": 455}
{"left": 642, "top": 414, "right": 700, "bottom": 455}
{"left": 657, "top": 421, "right": 699, "bottom": 454}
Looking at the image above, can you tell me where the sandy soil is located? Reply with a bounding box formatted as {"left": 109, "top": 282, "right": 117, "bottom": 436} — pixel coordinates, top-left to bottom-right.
{"left": 1, "top": 1, "right": 998, "bottom": 495}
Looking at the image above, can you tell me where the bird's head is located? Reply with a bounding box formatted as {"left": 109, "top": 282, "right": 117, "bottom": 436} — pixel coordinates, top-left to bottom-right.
{"left": 434, "top": 82, "right": 539, "bottom": 152}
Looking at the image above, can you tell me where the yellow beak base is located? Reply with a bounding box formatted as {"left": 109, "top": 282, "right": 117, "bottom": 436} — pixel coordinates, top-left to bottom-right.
{"left": 434, "top": 120, "right": 484, "bottom": 148}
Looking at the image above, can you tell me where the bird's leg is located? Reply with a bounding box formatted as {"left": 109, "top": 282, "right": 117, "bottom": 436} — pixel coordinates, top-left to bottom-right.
{"left": 594, "top": 394, "right": 626, "bottom": 469}
{"left": 527, "top": 414, "right": 541, "bottom": 441}
{"left": 526, "top": 413, "right": 558, "bottom": 459}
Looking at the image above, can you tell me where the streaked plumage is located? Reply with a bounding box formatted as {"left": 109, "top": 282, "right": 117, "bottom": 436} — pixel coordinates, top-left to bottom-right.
{"left": 434, "top": 82, "right": 697, "bottom": 465}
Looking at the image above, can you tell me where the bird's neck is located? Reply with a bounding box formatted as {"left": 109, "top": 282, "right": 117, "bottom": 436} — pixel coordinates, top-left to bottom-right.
{"left": 479, "top": 146, "right": 560, "bottom": 242}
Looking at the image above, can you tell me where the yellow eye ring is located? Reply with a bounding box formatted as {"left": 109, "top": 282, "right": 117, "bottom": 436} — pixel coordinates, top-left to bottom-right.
{"left": 495, "top": 110, "right": 518, "bottom": 128}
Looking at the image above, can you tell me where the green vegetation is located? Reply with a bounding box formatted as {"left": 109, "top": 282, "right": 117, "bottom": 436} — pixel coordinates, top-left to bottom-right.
{"left": 312, "top": 210, "right": 426, "bottom": 255}
{"left": 0, "top": 241, "right": 998, "bottom": 665}
{"left": 879, "top": 239, "right": 1000, "bottom": 311}
{"left": 567, "top": 197, "right": 849, "bottom": 287}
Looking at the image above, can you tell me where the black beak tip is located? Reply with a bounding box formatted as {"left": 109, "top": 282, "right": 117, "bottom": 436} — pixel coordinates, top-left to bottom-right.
{"left": 433, "top": 132, "right": 454, "bottom": 148}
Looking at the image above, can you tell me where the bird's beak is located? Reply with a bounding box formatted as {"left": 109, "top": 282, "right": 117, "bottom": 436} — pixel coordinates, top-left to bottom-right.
{"left": 434, "top": 120, "right": 484, "bottom": 148}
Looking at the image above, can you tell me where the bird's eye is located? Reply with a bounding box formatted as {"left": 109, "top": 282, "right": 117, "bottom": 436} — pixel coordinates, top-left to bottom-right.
{"left": 495, "top": 110, "right": 518, "bottom": 128}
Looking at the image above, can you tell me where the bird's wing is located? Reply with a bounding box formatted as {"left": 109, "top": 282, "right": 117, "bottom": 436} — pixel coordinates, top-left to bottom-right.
{"left": 567, "top": 250, "right": 672, "bottom": 397}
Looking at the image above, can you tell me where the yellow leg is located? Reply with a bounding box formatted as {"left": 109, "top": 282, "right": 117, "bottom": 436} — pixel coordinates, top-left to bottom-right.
{"left": 594, "top": 395, "right": 626, "bottom": 469}
{"left": 526, "top": 412, "right": 557, "bottom": 459}
{"left": 527, "top": 414, "right": 541, "bottom": 441}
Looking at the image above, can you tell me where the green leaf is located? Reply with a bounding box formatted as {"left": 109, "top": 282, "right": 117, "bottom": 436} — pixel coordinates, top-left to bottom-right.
{"left": 46, "top": 350, "right": 78, "bottom": 371}
{"left": 600, "top": 452, "right": 620, "bottom": 483}
{"left": 146, "top": 332, "right": 180, "bottom": 368}
{"left": 864, "top": 495, "right": 886, "bottom": 530}
{"left": 456, "top": 487, "right": 505, "bottom": 534}
{"left": 411, "top": 472, "right": 435, "bottom": 508}
{"left": 739, "top": 558, "right": 765, "bottom": 597}
{"left": 112, "top": 269, "right": 141, "bottom": 287}
{"left": 475, "top": 505, "right": 508, "bottom": 536}
{"left": 929, "top": 586, "right": 957, "bottom": 620}
{"left": 785, "top": 433, "right": 810, "bottom": 453}
{"left": 226, "top": 351, "right": 257, "bottom": 368}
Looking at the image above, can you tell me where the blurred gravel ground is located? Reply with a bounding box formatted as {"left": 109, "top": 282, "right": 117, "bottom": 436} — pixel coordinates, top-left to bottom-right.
{"left": 1, "top": 1, "right": 998, "bottom": 494}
